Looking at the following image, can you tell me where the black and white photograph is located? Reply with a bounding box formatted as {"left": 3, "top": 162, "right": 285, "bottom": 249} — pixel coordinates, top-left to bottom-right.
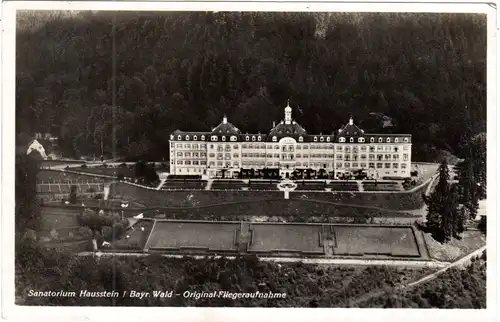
{"left": 2, "top": 2, "right": 496, "bottom": 318}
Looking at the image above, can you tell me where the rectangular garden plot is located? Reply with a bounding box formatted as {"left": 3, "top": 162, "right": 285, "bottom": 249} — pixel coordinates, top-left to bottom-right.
{"left": 331, "top": 226, "right": 420, "bottom": 257}
{"left": 248, "top": 223, "right": 324, "bottom": 255}
{"left": 146, "top": 221, "right": 240, "bottom": 252}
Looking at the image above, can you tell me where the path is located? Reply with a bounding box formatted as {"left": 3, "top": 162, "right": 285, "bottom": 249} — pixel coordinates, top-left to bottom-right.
{"left": 156, "top": 178, "right": 166, "bottom": 190}
{"left": 78, "top": 251, "right": 449, "bottom": 268}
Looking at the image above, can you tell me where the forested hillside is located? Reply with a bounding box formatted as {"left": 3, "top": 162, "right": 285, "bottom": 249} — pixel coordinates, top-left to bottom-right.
{"left": 16, "top": 11, "right": 486, "bottom": 160}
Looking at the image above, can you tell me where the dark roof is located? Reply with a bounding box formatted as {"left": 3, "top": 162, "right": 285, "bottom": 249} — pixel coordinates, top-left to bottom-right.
{"left": 337, "top": 119, "right": 365, "bottom": 137}
{"left": 269, "top": 121, "right": 307, "bottom": 136}
{"left": 211, "top": 117, "right": 241, "bottom": 135}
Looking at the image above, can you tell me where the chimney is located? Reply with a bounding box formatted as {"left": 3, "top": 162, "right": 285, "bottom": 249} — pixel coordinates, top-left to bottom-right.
{"left": 273, "top": 121, "right": 276, "bottom": 128}
{"left": 349, "top": 117, "right": 354, "bottom": 125}
{"left": 223, "top": 115, "right": 228, "bottom": 124}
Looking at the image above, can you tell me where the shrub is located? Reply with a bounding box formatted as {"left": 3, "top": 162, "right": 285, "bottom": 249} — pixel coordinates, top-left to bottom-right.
{"left": 80, "top": 164, "right": 88, "bottom": 168}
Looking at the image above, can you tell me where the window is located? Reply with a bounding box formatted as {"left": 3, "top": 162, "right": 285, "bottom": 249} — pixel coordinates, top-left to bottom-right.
{"left": 378, "top": 137, "right": 383, "bottom": 143}
{"left": 394, "top": 138, "right": 399, "bottom": 143}
{"left": 177, "top": 152, "right": 183, "bottom": 157}
{"left": 242, "top": 153, "right": 248, "bottom": 157}
{"left": 193, "top": 152, "right": 198, "bottom": 157}
{"left": 344, "top": 162, "right": 351, "bottom": 168}
{"left": 258, "top": 136, "right": 262, "bottom": 141}
{"left": 358, "top": 138, "right": 365, "bottom": 143}
{"left": 393, "top": 154, "right": 399, "bottom": 160}
{"left": 385, "top": 163, "right": 390, "bottom": 169}
{"left": 201, "top": 161, "right": 207, "bottom": 165}
{"left": 314, "top": 137, "right": 318, "bottom": 142}
{"left": 217, "top": 154, "right": 223, "bottom": 160}
{"left": 360, "top": 163, "right": 367, "bottom": 168}
{"left": 299, "top": 136, "right": 304, "bottom": 142}
{"left": 361, "top": 154, "right": 367, "bottom": 160}
{"left": 393, "top": 163, "right": 399, "bottom": 168}
{"left": 193, "top": 135, "right": 197, "bottom": 141}
{"left": 394, "top": 147, "right": 399, "bottom": 152}
{"left": 177, "top": 160, "right": 183, "bottom": 165}
{"left": 225, "top": 153, "right": 231, "bottom": 160}
{"left": 345, "top": 146, "right": 351, "bottom": 153}
{"left": 273, "top": 136, "right": 277, "bottom": 142}
{"left": 361, "top": 146, "right": 367, "bottom": 151}
{"left": 326, "top": 137, "right": 330, "bottom": 142}
{"left": 377, "top": 163, "right": 383, "bottom": 169}
{"left": 185, "top": 161, "right": 191, "bottom": 165}
{"left": 170, "top": 135, "right": 174, "bottom": 140}
{"left": 369, "top": 146, "right": 375, "bottom": 152}
{"left": 337, "top": 146, "right": 343, "bottom": 151}
{"left": 384, "top": 155, "right": 391, "bottom": 160}
{"left": 209, "top": 144, "right": 214, "bottom": 149}
{"left": 386, "top": 138, "right": 390, "bottom": 143}
{"left": 184, "top": 135, "right": 189, "bottom": 140}
{"left": 320, "top": 137, "right": 324, "bottom": 142}
{"left": 225, "top": 145, "right": 231, "bottom": 152}
{"left": 337, "top": 155, "right": 343, "bottom": 160}
{"left": 369, "top": 154, "right": 375, "bottom": 160}
{"left": 350, "top": 137, "right": 354, "bottom": 143}
{"left": 404, "top": 138, "right": 409, "bottom": 143}
{"left": 193, "top": 161, "right": 199, "bottom": 165}
{"left": 222, "top": 136, "right": 226, "bottom": 141}
{"left": 336, "top": 163, "right": 343, "bottom": 168}
{"left": 217, "top": 146, "right": 223, "bottom": 152}
{"left": 303, "top": 145, "right": 309, "bottom": 149}
{"left": 201, "top": 152, "right": 206, "bottom": 157}
{"left": 248, "top": 144, "right": 254, "bottom": 149}
{"left": 370, "top": 137, "right": 375, "bottom": 143}
{"left": 176, "top": 144, "right": 182, "bottom": 149}
{"left": 403, "top": 154, "right": 409, "bottom": 161}
{"left": 402, "top": 163, "right": 407, "bottom": 169}
{"left": 345, "top": 155, "right": 350, "bottom": 161}
{"left": 177, "top": 135, "right": 181, "bottom": 140}
{"left": 230, "top": 136, "right": 237, "bottom": 141}
{"left": 245, "top": 136, "right": 249, "bottom": 141}
{"left": 353, "top": 163, "right": 358, "bottom": 168}
{"left": 377, "top": 146, "right": 383, "bottom": 151}
{"left": 233, "top": 153, "right": 239, "bottom": 158}
{"left": 209, "top": 153, "right": 215, "bottom": 158}
{"left": 369, "top": 163, "right": 375, "bottom": 168}
{"left": 252, "top": 136, "right": 256, "bottom": 141}
{"left": 339, "top": 137, "right": 345, "bottom": 143}
{"left": 274, "top": 154, "right": 279, "bottom": 158}
{"left": 209, "top": 161, "right": 215, "bottom": 166}
{"left": 211, "top": 136, "right": 218, "bottom": 141}
{"left": 201, "top": 135, "right": 205, "bottom": 140}
{"left": 233, "top": 144, "right": 239, "bottom": 149}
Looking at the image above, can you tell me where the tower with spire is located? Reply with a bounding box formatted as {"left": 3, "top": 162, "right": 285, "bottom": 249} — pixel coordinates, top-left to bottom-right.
{"left": 284, "top": 99, "right": 292, "bottom": 125}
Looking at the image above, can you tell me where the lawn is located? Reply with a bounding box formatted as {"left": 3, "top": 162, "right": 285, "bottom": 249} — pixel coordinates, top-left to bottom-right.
{"left": 332, "top": 226, "right": 420, "bottom": 257}
{"left": 146, "top": 221, "right": 239, "bottom": 251}
{"left": 249, "top": 223, "right": 324, "bottom": 254}
{"left": 211, "top": 180, "right": 248, "bottom": 190}
{"left": 363, "top": 182, "right": 402, "bottom": 191}
{"left": 40, "top": 207, "right": 80, "bottom": 228}
{"left": 111, "top": 219, "right": 155, "bottom": 250}
{"left": 37, "top": 183, "right": 104, "bottom": 194}
{"left": 37, "top": 170, "right": 106, "bottom": 183}
{"left": 422, "top": 230, "right": 486, "bottom": 262}
{"left": 76, "top": 166, "right": 135, "bottom": 178}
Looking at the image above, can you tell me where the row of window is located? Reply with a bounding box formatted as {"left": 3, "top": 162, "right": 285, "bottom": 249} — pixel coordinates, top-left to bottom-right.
{"left": 175, "top": 168, "right": 206, "bottom": 174}
{"left": 338, "top": 145, "right": 408, "bottom": 152}
{"left": 176, "top": 152, "right": 207, "bottom": 158}
{"left": 338, "top": 137, "right": 410, "bottom": 143}
{"left": 176, "top": 160, "right": 208, "bottom": 165}
{"left": 338, "top": 154, "right": 409, "bottom": 161}
{"left": 336, "top": 162, "right": 408, "bottom": 169}
{"left": 175, "top": 143, "right": 207, "bottom": 149}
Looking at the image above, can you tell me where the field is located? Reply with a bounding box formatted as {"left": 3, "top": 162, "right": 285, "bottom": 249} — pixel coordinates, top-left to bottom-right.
{"left": 363, "top": 182, "right": 403, "bottom": 192}
{"left": 161, "top": 180, "right": 207, "bottom": 190}
{"left": 326, "top": 182, "right": 359, "bottom": 191}
{"left": 37, "top": 183, "right": 104, "bottom": 194}
{"left": 38, "top": 207, "right": 86, "bottom": 243}
{"left": 211, "top": 180, "right": 247, "bottom": 190}
{"left": 249, "top": 223, "right": 324, "bottom": 254}
{"left": 332, "top": 226, "right": 420, "bottom": 257}
{"left": 110, "top": 220, "right": 428, "bottom": 260}
{"left": 145, "top": 221, "right": 239, "bottom": 251}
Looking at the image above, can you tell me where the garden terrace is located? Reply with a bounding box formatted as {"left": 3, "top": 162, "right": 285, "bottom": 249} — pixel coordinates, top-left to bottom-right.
{"left": 295, "top": 181, "right": 327, "bottom": 191}
{"left": 161, "top": 180, "right": 207, "bottom": 190}
{"left": 248, "top": 223, "right": 324, "bottom": 254}
{"left": 145, "top": 221, "right": 240, "bottom": 252}
{"left": 363, "top": 182, "right": 403, "bottom": 192}
{"left": 37, "top": 183, "right": 104, "bottom": 194}
{"left": 145, "top": 200, "right": 415, "bottom": 222}
{"left": 110, "top": 182, "right": 283, "bottom": 207}
{"left": 289, "top": 181, "right": 429, "bottom": 211}
{"left": 326, "top": 182, "right": 359, "bottom": 191}
{"left": 247, "top": 180, "right": 279, "bottom": 190}
{"left": 211, "top": 180, "right": 247, "bottom": 190}
{"left": 37, "top": 170, "right": 106, "bottom": 183}
{"left": 76, "top": 166, "right": 135, "bottom": 178}
{"left": 167, "top": 175, "right": 202, "bottom": 180}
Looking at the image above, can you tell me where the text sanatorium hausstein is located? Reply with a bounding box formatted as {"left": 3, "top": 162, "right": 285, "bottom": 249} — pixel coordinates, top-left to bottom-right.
{"left": 28, "top": 290, "right": 286, "bottom": 300}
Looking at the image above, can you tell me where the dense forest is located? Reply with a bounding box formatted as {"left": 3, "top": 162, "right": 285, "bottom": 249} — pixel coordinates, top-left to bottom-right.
{"left": 16, "top": 11, "right": 486, "bottom": 161}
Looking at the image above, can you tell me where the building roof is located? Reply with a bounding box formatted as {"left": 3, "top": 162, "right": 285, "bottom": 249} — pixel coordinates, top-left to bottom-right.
{"left": 210, "top": 116, "right": 241, "bottom": 135}
{"left": 268, "top": 120, "right": 307, "bottom": 137}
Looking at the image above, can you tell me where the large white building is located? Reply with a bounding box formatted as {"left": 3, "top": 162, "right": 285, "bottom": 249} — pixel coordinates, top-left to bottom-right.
{"left": 169, "top": 103, "right": 412, "bottom": 179}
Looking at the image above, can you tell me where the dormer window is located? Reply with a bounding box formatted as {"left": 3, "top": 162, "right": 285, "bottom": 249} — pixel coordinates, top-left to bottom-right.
{"left": 326, "top": 137, "right": 330, "bottom": 142}
{"left": 272, "top": 136, "right": 277, "bottom": 142}
{"left": 230, "top": 136, "right": 236, "bottom": 141}
{"left": 358, "top": 138, "right": 365, "bottom": 143}
{"left": 394, "top": 138, "right": 399, "bottom": 143}
{"left": 201, "top": 135, "right": 205, "bottom": 140}
{"left": 299, "top": 136, "right": 304, "bottom": 142}
{"left": 177, "top": 135, "right": 181, "bottom": 140}
{"left": 246, "top": 136, "right": 249, "bottom": 141}
{"left": 314, "top": 137, "right": 318, "bottom": 142}
{"left": 223, "top": 136, "right": 227, "bottom": 141}
{"left": 211, "top": 136, "right": 218, "bottom": 141}
{"left": 170, "top": 135, "right": 174, "bottom": 140}
{"left": 339, "top": 137, "right": 346, "bottom": 143}
{"left": 370, "top": 137, "right": 375, "bottom": 143}
{"left": 258, "top": 136, "right": 262, "bottom": 141}
{"left": 320, "top": 137, "right": 324, "bottom": 142}
{"left": 386, "top": 138, "right": 391, "bottom": 143}
{"left": 252, "top": 136, "right": 256, "bottom": 141}
{"left": 378, "top": 138, "right": 383, "bottom": 143}
{"left": 185, "top": 135, "right": 190, "bottom": 140}
{"left": 193, "top": 135, "right": 198, "bottom": 141}
{"left": 349, "top": 137, "right": 354, "bottom": 143}
{"left": 404, "top": 138, "right": 409, "bottom": 143}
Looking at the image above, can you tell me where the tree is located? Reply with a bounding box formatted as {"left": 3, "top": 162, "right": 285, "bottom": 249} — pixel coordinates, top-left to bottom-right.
{"left": 15, "top": 155, "right": 41, "bottom": 232}
{"left": 69, "top": 185, "right": 78, "bottom": 204}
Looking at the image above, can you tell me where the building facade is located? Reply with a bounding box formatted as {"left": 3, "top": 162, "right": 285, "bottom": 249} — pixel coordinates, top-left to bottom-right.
{"left": 169, "top": 103, "right": 412, "bottom": 179}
